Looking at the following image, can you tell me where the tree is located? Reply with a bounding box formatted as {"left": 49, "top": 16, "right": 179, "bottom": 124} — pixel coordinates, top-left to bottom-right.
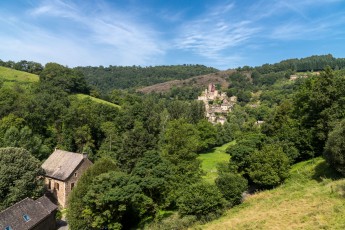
{"left": 116, "top": 122, "right": 156, "bottom": 173}
{"left": 0, "top": 147, "right": 44, "bottom": 211}
{"left": 131, "top": 151, "right": 174, "bottom": 206}
{"left": 40, "top": 62, "right": 90, "bottom": 94}
{"left": 160, "top": 119, "right": 201, "bottom": 182}
{"left": 247, "top": 144, "right": 290, "bottom": 187}
{"left": 215, "top": 172, "right": 248, "bottom": 206}
{"left": 196, "top": 119, "right": 217, "bottom": 152}
{"left": 176, "top": 182, "right": 225, "bottom": 220}
{"left": 82, "top": 171, "right": 155, "bottom": 229}
{"left": 67, "top": 157, "right": 118, "bottom": 230}
{"left": 324, "top": 119, "right": 345, "bottom": 176}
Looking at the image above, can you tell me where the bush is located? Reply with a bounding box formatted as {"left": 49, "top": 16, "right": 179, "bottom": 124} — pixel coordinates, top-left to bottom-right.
{"left": 176, "top": 182, "right": 225, "bottom": 220}
{"left": 247, "top": 144, "right": 290, "bottom": 188}
{"left": 324, "top": 119, "right": 345, "bottom": 176}
{"left": 215, "top": 173, "right": 248, "bottom": 206}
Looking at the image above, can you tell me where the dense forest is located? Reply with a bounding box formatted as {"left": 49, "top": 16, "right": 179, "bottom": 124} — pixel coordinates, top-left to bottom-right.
{"left": 1, "top": 55, "right": 345, "bottom": 229}
{"left": 75, "top": 64, "right": 219, "bottom": 94}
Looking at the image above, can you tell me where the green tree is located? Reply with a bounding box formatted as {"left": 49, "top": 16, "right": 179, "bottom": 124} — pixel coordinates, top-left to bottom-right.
{"left": 67, "top": 157, "right": 118, "bottom": 230}
{"left": 116, "top": 122, "right": 155, "bottom": 173}
{"left": 82, "top": 171, "right": 155, "bottom": 229}
{"left": 215, "top": 172, "right": 248, "bottom": 206}
{"left": 196, "top": 119, "right": 217, "bottom": 152}
{"left": 324, "top": 119, "right": 345, "bottom": 176}
{"left": 160, "top": 119, "right": 201, "bottom": 182}
{"left": 40, "top": 62, "right": 90, "bottom": 94}
{"left": 0, "top": 147, "right": 44, "bottom": 211}
{"left": 131, "top": 151, "right": 175, "bottom": 209}
{"left": 247, "top": 144, "right": 290, "bottom": 187}
{"left": 176, "top": 182, "right": 225, "bottom": 220}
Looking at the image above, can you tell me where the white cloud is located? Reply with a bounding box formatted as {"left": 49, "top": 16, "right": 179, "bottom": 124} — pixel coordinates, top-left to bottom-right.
{"left": 174, "top": 2, "right": 260, "bottom": 68}
{"left": 0, "top": 0, "right": 165, "bottom": 67}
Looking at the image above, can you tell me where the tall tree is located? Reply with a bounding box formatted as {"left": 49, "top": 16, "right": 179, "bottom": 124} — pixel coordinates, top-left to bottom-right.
{"left": 0, "top": 147, "right": 44, "bottom": 211}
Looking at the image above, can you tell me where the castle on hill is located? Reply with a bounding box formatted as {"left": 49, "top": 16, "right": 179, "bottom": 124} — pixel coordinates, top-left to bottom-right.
{"left": 198, "top": 83, "right": 236, "bottom": 124}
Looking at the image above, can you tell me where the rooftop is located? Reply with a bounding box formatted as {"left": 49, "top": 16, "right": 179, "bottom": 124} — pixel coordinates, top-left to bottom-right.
{"left": 41, "top": 149, "right": 86, "bottom": 181}
{"left": 0, "top": 196, "right": 57, "bottom": 230}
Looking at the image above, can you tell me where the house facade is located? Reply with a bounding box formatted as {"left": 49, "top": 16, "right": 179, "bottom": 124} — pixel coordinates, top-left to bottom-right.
{"left": 41, "top": 149, "right": 93, "bottom": 208}
{"left": 198, "top": 83, "right": 236, "bottom": 124}
{"left": 0, "top": 196, "right": 57, "bottom": 230}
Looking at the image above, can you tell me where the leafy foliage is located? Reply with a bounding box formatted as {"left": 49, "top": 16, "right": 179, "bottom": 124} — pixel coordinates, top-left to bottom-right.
{"left": 75, "top": 64, "right": 218, "bottom": 94}
{"left": 215, "top": 172, "right": 248, "bottom": 206}
{"left": 247, "top": 144, "right": 290, "bottom": 187}
{"left": 82, "top": 171, "right": 156, "bottom": 229}
{"left": 324, "top": 119, "right": 345, "bottom": 176}
{"left": 176, "top": 182, "right": 226, "bottom": 220}
{"left": 0, "top": 147, "right": 44, "bottom": 211}
{"left": 67, "top": 157, "right": 118, "bottom": 230}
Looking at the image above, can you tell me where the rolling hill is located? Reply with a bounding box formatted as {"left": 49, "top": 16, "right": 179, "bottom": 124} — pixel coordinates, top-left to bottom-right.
{"left": 193, "top": 157, "right": 345, "bottom": 230}
{"left": 0, "top": 66, "right": 119, "bottom": 108}
{"left": 0, "top": 66, "right": 39, "bottom": 86}
{"left": 137, "top": 69, "right": 235, "bottom": 94}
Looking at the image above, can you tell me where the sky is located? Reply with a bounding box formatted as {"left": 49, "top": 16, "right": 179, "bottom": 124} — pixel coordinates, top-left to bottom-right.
{"left": 0, "top": 0, "right": 345, "bottom": 70}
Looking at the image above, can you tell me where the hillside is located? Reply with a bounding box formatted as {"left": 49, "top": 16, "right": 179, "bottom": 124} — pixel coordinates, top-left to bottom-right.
{"left": 72, "top": 94, "right": 121, "bottom": 108}
{"left": 137, "top": 69, "right": 235, "bottom": 94}
{"left": 0, "top": 66, "right": 39, "bottom": 86}
{"left": 194, "top": 157, "right": 345, "bottom": 230}
{"left": 75, "top": 64, "right": 219, "bottom": 93}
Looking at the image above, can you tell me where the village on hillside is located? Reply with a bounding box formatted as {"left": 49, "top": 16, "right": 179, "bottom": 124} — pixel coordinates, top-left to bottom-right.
{"left": 198, "top": 83, "right": 236, "bottom": 124}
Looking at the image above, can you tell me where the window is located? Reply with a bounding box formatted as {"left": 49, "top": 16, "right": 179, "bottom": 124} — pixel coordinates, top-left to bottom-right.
{"left": 55, "top": 182, "right": 59, "bottom": 191}
{"left": 5, "top": 226, "right": 13, "bottom": 230}
{"left": 23, "top": 214, "right": 31, "bottom": 222}
{"left": 74, "top": 172, "right": 77, "bottom": 177}
{"left": 48, "top": 179, "right": 51, "bottom": 190}
{"left": 71, "top": 183, "right": 75, "bottom": 190}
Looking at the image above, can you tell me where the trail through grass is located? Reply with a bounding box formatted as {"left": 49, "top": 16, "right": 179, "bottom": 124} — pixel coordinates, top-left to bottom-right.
{"left": 193, "top": 157, "right": 345, "bottom": 229}
{"left": 198, "top": 141, "right": 234, "bottom": 183}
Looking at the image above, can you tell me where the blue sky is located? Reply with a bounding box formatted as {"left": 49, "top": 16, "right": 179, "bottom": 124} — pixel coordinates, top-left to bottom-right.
{"left": 0, "top": 0, "right": 345, "bottom": 69}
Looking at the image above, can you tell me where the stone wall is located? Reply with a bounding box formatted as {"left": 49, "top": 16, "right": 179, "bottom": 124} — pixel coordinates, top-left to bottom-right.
{"left": 44, "top": 158, "right": 93, "bottom": 208}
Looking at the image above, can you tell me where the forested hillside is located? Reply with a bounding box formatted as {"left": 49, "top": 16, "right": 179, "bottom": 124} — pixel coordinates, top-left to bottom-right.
{"left": 1, "top": 55, "right": 345, "bottom": 229}
{"left": 75, "top": 64, "right": 219, "bottom": 94}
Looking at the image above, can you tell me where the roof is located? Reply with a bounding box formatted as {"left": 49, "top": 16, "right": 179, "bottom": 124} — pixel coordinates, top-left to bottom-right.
{"left": 42, "top": 149, "right": 86, "bottom": 181}
{"left": 0, "top": 196, "right": 57, "bottom": 230}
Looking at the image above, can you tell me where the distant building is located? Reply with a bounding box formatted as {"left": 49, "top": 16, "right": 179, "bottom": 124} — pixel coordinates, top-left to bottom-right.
{"left": 198, "top": 83, "right": 236, "bottom": 124}
{"left": 41, "top": 149, "right": 93, "bottom": 208}
{"left": 0, "top": 196, "right": 57, "bottom": 230}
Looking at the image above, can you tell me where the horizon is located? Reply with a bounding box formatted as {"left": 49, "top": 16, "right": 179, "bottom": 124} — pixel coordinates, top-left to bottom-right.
{"left": 1, "top": 0, "right": 345, "bottom": 70}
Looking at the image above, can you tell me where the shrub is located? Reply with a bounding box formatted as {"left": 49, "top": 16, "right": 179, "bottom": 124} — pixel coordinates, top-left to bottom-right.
{"left": 247, "top": 144, "right": 290, "bottom": 188}
{"left": 215, "top": 172, "right": 248, "bottom": 206}
{"left": 176, "top": 182, "right": 225, "bottom": 220}
{"left": 324, "top": 119, "right": 345, "bottom": 176}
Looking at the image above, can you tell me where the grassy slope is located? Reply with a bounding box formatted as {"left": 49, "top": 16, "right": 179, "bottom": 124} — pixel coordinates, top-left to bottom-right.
{"left": 73, "top": 94, "right": 121, "bottom": 108}
{"left": 198, "top": 141, "right": 234, "bottom": 183}
{"left": 0, "top": 66, "right": 39, "bottom": 86}
{"left": 194, "top": 157, "right": 345, "bottom": 230}
{"left": 0, "top": 67, "right": 120, "bottom": 109}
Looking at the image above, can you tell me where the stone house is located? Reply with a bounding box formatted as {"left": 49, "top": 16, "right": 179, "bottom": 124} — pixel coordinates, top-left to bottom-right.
{"left": 0, "top": 196, "right": 57, "bottom": 230}
{"left": 41, "top": 149, "right": 93, "bottom": 208}
{"left": 198, "top": 83, "right": 236, "bottom": 124}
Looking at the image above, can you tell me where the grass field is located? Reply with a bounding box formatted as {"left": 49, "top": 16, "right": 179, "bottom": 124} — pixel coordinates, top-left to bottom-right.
{"left": 0, "top": 66, "right": 39, "bottom": 86}
{"left": 193, "top": 157, "right": 345, "bottom": 230}
{"left": 73, "top": 94, "right": 121, "bottom": 108}
{"left": 198, "top": 141, "right": 234, "bottom": 183}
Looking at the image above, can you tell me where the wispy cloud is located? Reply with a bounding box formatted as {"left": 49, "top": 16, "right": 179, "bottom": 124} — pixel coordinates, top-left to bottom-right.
{"left": 1, "top": 0, "right": 165, "bottom": 66}
{"left": 175, "top": 2, "right": 260, "bottom": 68}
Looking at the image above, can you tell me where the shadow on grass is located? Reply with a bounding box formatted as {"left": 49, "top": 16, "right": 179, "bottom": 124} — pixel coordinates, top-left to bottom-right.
{"left": 312, "top": 160, "right": 342, "bottom": 182}
{"left": 198, "top": 147, "right": 217, "bottom": 155}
